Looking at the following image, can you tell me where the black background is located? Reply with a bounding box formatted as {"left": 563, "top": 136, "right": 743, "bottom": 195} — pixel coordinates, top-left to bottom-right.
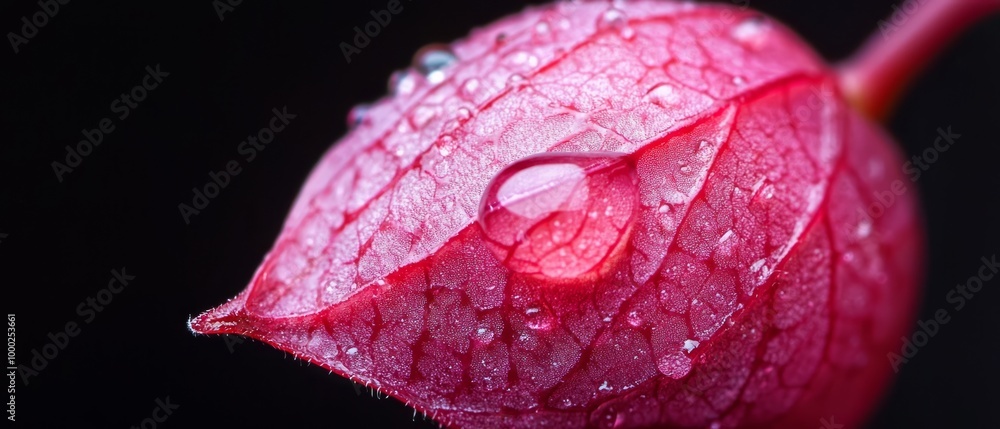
{"left": 2, "top": 0, "right": 998, "bottom": 428}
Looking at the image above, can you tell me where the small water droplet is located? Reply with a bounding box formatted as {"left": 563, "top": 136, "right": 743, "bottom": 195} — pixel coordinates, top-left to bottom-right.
{"left": 413, "top": 45, "right": 456, "bottom": 84}
{"left": 527, "top": 317, "right": 552, "bottom": 330}
{"left": 656, "top": 353, "right": 692, "bottom": 379}
{"left": 409, "top": 106, "right": 436, "bottom": 128}
{"left": 557, "top": 17, "right": 571, "bottom": 30}
{"left": 507, "top": 50, "right": 540, "bottom": 70}
{"left": 475, "top": 327, "right": 495, "bottom": 343}
{"left": 761, "top": 184, "right": 774, "bottom": 199}
{"left": 599, "top": 380, "right": 612, "bottom": 391}
{"left": 438, "top": 145, "right": 451, "bottom": 156}
{"left": 626, "top": 311, "right": 643, "bottom": 327}
{"left": 347, "top": 103, "right": 371, "bottom": 129}
{"left": 507, "top": 73, "right": 527, "bottom": 87}
{"left": 525, "top": 307, "right": 554, "bottom": 330}
{"left": 732, "top": 76, "right": 746, "bottom": 86}
{"left": 461, "top": 78, "right": 482, "bottom": 100}
{"left": 535, "top": 21, "right": 551, "bottom": 34}
{"left": 389, "top": 70, "right": 416, "bottom": 95}
{"left": 731, "top": 15, "right": 769, "bottom": 49}
{"left": 620, "top": 26, "right": 635, "bottom": 40}
{"left": 645, "top": 84, "right": 679, "bottom": 107}
{"left": 478, "top": 152, "right": 639, "bottom": 279}
{"left": 857, "top": 219, "right": 872, "bottom": 238}
{"left": 658, "top": 204, "right": 670, "bottom": 214}
{"left": 346, "top": 347, "right": 358, "bottom": 355}
{"left": 597, "top": 8, "right": 628, "bottom": 32}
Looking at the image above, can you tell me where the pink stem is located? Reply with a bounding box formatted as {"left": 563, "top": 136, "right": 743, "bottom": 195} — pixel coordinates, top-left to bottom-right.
{"left": 838, "top": 0, "right": 1000, "bottom": 121}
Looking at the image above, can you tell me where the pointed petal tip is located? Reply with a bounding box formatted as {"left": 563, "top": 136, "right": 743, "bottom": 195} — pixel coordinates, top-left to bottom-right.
{"left": 188, "top": 295, "right": 251, "bottom": 335}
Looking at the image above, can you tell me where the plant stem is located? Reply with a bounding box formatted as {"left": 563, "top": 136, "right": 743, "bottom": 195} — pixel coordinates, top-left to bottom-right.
{"left": 838, "top": 0, "right": 1000, "bottom": 121}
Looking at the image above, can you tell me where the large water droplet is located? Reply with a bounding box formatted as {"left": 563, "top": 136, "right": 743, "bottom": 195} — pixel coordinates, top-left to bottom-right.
{"left": 413, "top": 45, "right": 457, "bottom": 85}
{"left": 478, "top": 152, "right": 639, "bottom": 279}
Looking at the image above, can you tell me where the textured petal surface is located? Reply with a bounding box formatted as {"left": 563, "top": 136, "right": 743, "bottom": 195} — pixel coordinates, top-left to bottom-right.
{"left": 190, "top": 2, "right": 922, "bottom": 428}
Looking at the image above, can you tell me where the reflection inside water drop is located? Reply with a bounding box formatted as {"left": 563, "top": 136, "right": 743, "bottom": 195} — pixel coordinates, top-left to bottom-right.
{"left": 478, "top": 152, "right": 640, "bottom": 280}
{"left": 413, "top": 45, "right": 457, "bottom": 84}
